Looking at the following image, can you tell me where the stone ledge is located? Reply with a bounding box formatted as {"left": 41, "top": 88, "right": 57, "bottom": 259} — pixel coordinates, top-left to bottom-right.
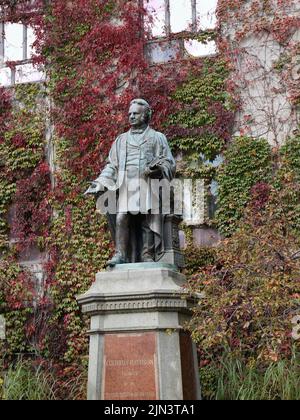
{"left": 77, "top": 265, "right": 198, "bottom": 316}
{"left": 86, "top": 265, "right": 187, "bottom": 296}
{"left": 81, "top": 296, "right": 191, "bottom": 315}
{"left": 87, "top": 326, "right": 185, "bottom": 335}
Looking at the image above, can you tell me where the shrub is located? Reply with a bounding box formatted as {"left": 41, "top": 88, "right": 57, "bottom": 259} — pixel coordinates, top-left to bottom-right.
{"left": 188, "top": 178, "right": 300, "bottom": 365}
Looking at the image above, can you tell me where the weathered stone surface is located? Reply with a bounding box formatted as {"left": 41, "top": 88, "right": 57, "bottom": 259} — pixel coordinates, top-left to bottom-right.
{"left": 0, "top": 315, "right": 6, "bottom": 340}
{"left": 77, "top": 265, "right": 201, "bottom": 400}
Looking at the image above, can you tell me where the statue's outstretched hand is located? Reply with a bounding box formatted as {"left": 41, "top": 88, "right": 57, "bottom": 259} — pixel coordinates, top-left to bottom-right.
{"left": 84, "top": 181, "right": 105, "bottom": 195}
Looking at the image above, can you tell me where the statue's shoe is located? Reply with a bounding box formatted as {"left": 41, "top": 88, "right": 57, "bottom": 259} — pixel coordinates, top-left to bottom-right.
{"left": 106, "top": 254, "right": 126, "bottom": 267}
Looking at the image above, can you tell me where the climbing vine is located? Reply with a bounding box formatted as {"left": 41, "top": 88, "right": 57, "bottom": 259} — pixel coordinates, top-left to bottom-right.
{"left": 0, "top": 0, "right": 299, "bottom": 399}
{"left": 0, "top": 83, "right": 48, "bottom": 252}
{"left": 167, "top": 58, "right": 235, "bottom": 179}
{"left": 216, "top": 136, "right": 272, "bottom": 236}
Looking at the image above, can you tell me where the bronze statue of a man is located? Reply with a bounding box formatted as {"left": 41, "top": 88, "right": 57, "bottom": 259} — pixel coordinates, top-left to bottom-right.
{"left": 86, "top": 99, "right": 176, "bottom": 267}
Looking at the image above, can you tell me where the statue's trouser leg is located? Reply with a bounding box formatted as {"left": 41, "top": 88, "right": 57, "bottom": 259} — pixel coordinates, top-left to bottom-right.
{"left": 141, "top": 217, "right": 155, "bottom": 261}
{"left": 115, "top": 213, "right": 130, "bottom": 261}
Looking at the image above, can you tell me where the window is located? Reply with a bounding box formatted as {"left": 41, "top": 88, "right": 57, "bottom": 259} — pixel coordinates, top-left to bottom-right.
{"left": 0, "top": 22, "right": 44, "bottom": 86}
{"left": 144, "top": 0, "right": 218, "bottom": 63}
{"left": 184, "top": 38, "right": 217, "bottom": 57}
{"left": 145, "top": 0, "right": 217, "bottom": 36}
{"left": 196, "top": 0, "right": 218, "bottom": 31}
{"left": 0, "top": 22, "right": 35, "bottom": 63}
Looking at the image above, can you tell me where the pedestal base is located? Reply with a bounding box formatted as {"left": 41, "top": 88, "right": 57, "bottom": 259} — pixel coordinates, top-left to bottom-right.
{"left": 77, "top": 263, "right": 201, "bottom": 400}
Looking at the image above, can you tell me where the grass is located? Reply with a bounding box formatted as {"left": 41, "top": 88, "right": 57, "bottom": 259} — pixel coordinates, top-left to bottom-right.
{"left": 0, "top": 358, "right": 87, "bottom": 400}
{"left": 1, "top": 352, "right": 299, "bottom": 400}
{"left": 201, "top": 351, "right": 300, "bottom": 400}
{"left": 2, "top": 359, "right": 57, "bottom": 400}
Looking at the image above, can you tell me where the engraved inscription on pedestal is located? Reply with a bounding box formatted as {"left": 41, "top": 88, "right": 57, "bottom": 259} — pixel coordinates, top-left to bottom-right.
{"left": 102, "top": 333, "right": 158, "bottom": 400}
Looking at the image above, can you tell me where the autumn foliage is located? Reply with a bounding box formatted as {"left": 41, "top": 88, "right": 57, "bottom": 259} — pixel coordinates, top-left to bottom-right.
{"left": 0, "top": 0, "right": 299, "bottom": 400}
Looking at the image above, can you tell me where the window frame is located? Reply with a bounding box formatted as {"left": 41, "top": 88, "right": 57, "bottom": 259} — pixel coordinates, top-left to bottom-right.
{"left": 143, "top": 0, "right": 217, "bottom": 64}
{"left": 0, "top": 0, "right": 42, "bottom": 86}
{"left": 0, "top": 22, "right": 32, "bottom": 63}
{"left": 145, "top": 0, "right": 214, "bottom": 39}
{"left": 0, "top": 21, "right": 43, "bottom": 86}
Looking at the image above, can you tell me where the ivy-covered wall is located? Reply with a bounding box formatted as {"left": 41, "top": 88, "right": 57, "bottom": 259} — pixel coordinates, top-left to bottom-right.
{"left": 218, "top": 0, "right": 300, "bottom": 145}
{"left": 216, "top": 136, "right": 272, "bottom": 236}
{"left": 1, "top": 0, "right": 232, "bottom": 377}
{"left": 167, "top": 58, "right": 234, "bottom": 179}
{"left": 0, "top": 0, "right": 299, "bottom": 397}
{"left": 0, "top": 82, "right": 50, "bottom": 355}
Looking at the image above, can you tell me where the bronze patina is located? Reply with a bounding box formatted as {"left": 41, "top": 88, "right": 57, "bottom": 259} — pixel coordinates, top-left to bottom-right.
{"left": 86, "top": 99, "right": 176, "bottom": 267}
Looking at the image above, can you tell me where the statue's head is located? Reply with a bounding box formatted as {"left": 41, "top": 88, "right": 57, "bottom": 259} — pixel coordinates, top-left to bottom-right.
{"left": 128, "top": 98, "right": 152, "bottom": 128}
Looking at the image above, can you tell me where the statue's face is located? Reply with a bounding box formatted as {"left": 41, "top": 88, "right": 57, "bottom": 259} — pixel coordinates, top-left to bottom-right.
{"left": 128, "top": 103, "right": 147, "bottom": 128}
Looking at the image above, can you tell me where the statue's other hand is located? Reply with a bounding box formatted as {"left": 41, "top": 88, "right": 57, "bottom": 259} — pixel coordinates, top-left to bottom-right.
{"left": 145, "top": 165, "right": 163, "bottom": 179}
{"left": 84, "top": 181, "right": 103, "bottom": 195}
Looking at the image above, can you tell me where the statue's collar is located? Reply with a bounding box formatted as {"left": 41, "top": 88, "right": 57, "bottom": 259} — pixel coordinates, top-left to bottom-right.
{"left": 130, "top": 125, "right": 149, "bottom": 135}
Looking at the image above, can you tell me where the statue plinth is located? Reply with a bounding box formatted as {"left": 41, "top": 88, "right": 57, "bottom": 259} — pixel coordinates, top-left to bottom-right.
{"left": 77, "top": 263, "right": 201, "bottom": 400}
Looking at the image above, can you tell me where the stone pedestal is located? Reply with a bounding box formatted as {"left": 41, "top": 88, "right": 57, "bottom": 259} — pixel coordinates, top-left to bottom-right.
{"left": 77, "top": 263, "right": 201, "bottom": 401}
{"left": 160, "top": 215, "right": 185, "bottom": 268}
